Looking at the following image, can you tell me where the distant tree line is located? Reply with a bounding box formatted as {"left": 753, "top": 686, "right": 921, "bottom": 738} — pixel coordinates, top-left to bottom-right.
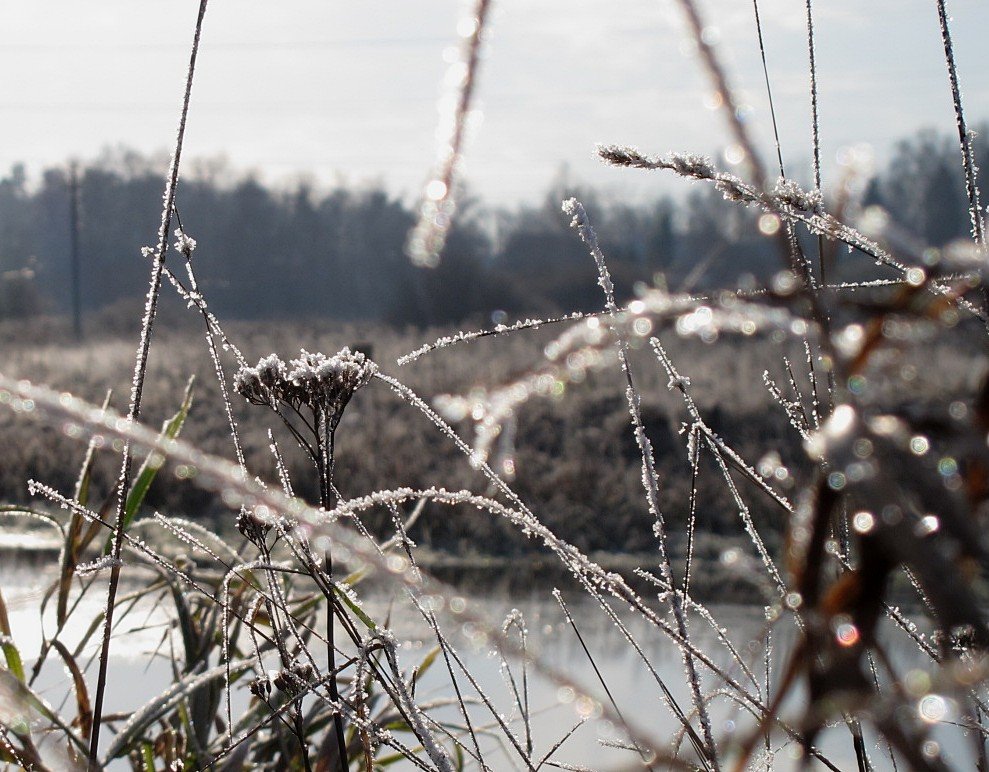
{"left": 0, "top": 126, "right": 984, "bottom": 324}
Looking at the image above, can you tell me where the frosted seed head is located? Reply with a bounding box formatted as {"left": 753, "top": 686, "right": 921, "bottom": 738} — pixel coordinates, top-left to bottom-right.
{"left": 234, "top": 355, "right": 287, "bottom": 407}
{"left": 272, "top": 668, "right": 301, "bottom": 695}
{"left": 236, "top": 508, "right": 272, "bottom": 545}
{"left": 249, "top": 676, "right": 272, "bottom": 698}
{"left": 286, "top": 347, "right": 377, "bottom": 412}
{"left": 236, "top": 348, "right": 376, "bottom": 417}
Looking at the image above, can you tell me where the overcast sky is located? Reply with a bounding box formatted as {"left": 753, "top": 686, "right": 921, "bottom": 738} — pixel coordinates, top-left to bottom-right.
{"left": 2, "top": 1, "right": 986, "bottom": 204}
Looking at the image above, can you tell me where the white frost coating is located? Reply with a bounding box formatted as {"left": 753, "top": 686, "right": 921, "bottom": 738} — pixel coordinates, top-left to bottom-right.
{"left": 234, "top": 348, "right": 377, "bottom": 415}
{"left": 434, "top": 288, "right": 809, "bottom": 464}
{"left": 562, "top": 199, "right": 618, "bottom": 314}
{"left": 367, "top": 633, "right": 455, "bottom": 772}
{"left": 651, "top": 338, "right": 790, "bottom": 598}
{"left": 164, "top": 250, "right": 251, "bottom": 473}
{"left": 763, "top": 370, "right": 813, "bottom": 443}
{"left": 76, "top": 555, "right": 123, "bottom": 576}
{"left": 94, "top": 8, "right": 212, "bottom": 758}
{"left": 28, "top": 480, "right": 203, "bottom": 599}
{"left": 595, "top": 143, "right": 986, "bottom": 302}
{"left": 27, "top": 373, "right": 796, "bottom": 739}
{"left": 173, "top": 228, "right": 197, "bottom": 257}
{"left": 397, "top": 311, "right": 589, "bottom": 366}
{"left": 667, "top": 374, "right": 691, "bottom": 391}
{"left": 772, "top": 177, "right": 823, "bottom": 214}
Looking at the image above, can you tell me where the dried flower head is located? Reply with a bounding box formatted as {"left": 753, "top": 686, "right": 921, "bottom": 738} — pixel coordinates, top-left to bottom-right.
{"left": 233, "top": 354, "right": 287, "bottom": 407}
{"left": 249, "top": 676, "right": 272, "bottom": 699}
{"left": 234, "top": 347, "right": 377, "bottom": 418}
{"left": 272, "top": 661, "right": 315, "bottom": 696}
{"left": 236, "top": 507, "right": 273, "bottom": 545}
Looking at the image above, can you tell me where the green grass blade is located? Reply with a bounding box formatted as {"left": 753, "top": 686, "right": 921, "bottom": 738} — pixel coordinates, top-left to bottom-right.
{"left": 413, "top": 644, "right": 441, "bottom": 682}
{"left": 104, "top": 376, "right": 194, "bottom": 555}
{"left": 0, "top": 669, "right": 89, "bottom": 759}
{"left": 0, "top": 587, "right": 25, "bottom": 682}
{"left": 332, "top": 582, "right": 377, "bottom": 632}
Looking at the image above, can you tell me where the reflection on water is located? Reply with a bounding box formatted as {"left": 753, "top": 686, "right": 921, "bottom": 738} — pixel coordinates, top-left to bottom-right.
{"left": 0, "top": 557, "right": 977, "bottom": 770}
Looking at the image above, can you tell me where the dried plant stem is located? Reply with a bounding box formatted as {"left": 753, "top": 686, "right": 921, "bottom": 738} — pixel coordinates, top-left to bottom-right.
{"left": 390, "top": 513, "right": 490, "bottom": 769}
{"left": 564, "top": 198, "right": 720, "bottom": 771}
{"left": 804, "top": 0, "right": 830, "bottom": 290}
{"left": 406, "top": 0, "right": 492, "bottom": 267}
{"left": 171, "top": 207, "right": 249, "bottom": 471}
{"left": 672, "top": 0, "right": 839, "bottom": 412}
{"left": 88, "top": 1, "right": 208, "bottom": 765}
{"left": 373, "top": 378, "right": 809, "bottom": 755}
{"left": 317, "top": 416, "right": 349, "bottom": 771}
{"left": 751, "top": 0, "right": 785, "bottom": 178}
{"left": 5, "top": 373, "right": 825, "bottom": 766}
{"left": 805, "top": 0, "right": 822, "bottom": 192}
{"left": 672, "top": 0, "right": 766, "bottom": 186}
{"left": 598, "top": 144, "right": 988, "bottom": 326}
{"left": 555, "top": 592, "right": 658, "bottom": 770}
{"left": 935, "top": 0, "right": 986, "bottom": 247}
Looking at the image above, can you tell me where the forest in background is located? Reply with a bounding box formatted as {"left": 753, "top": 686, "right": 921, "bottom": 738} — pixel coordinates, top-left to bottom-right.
{"left": 0, "top": 124, "right": 985, "bottom": 326}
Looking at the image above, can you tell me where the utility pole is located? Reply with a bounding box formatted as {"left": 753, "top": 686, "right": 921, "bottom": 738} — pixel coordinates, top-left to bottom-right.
{"left": 68, "top": 162, "right": 82, "bottom": 340}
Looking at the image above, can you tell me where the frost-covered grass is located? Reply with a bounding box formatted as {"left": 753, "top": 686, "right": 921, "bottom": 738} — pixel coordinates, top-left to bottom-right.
{"left": 2, "top": 0, "right": 989, "bottom": 770}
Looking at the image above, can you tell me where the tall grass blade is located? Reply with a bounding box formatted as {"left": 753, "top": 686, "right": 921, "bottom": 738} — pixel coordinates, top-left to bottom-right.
{"left": 50, "top": 640, "right": 92, "bottom": 744}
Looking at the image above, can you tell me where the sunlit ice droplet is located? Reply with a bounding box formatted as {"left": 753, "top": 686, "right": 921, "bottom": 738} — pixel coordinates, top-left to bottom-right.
{"left": 852, "top": 511, "right": 875, "bottom": 534}
{"left": 457, "top": 16, "right": 479, "bottom": 37}
{"left": 835, "top": 621, "right": 860, "bottom": 647}
{"left": 918, "top": 694, "right": 949, "bottom": 724}
{"left": 723, "top": 144, "right": 745, "bottom": 165}
{"left": 425, "top": 179, "right": 448, "bottom": 201}
{"left": 758, "top": 213, "right": 780, "bottom": 236}
{"left": 914, "top": 514, "right": 939, "bottom": 537}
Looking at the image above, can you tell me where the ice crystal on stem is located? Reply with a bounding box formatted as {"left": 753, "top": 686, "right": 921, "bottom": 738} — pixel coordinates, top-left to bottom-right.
{"left": 173, "top": 228, "right": 197, "bottom": 257}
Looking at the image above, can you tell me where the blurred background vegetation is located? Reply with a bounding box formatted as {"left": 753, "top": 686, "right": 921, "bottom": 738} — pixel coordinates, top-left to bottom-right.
{"left": 0, "top": 125, "right": 984, "bottom": 326}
